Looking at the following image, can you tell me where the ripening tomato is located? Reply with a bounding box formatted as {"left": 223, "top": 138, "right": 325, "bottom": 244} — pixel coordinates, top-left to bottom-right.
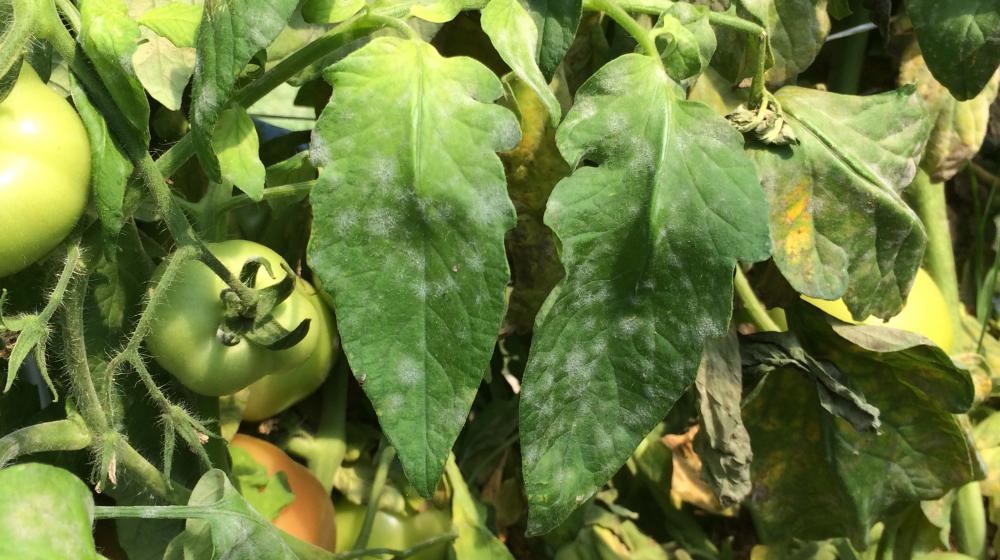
{"left": 146, "top": 240, "right": 324, "bottom": 396}
{"left": 802, "top": 268, "right": 954, "bottom": 352}
{"left": 333, "top": 500, "right": 451, "bottom": 560}
{"left": 230, "top": 434, "right": 337, "bottom": 551}
{"left": 0, "top": 64, "right": 91, "bottom": 278}
{"left": 242, "top": 279, "right": 338, "bottom": 421}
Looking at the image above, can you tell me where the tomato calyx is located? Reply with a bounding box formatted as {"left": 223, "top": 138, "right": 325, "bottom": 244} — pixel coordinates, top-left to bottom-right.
{"left": 215, "top": 258, "right": 312, "bottom": 350}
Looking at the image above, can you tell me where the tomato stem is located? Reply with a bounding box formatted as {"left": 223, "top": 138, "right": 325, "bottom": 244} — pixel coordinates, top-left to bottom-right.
{"left": 353, "top": 441, "right": 397, "bottom": 552}
{"left": 952, "top": 482, "right": 988, "bottom": 559}
{"left": 0, "top": 0, "right": 39, "bottom": 100}
{"left": 906, "top": 170, "right": 962, "bottom": 334}
{"left": 585, "top": 0, "right": 663, "bottom": 67}
{"left": 734, "top": 267, "right": 781, "bottom": 332}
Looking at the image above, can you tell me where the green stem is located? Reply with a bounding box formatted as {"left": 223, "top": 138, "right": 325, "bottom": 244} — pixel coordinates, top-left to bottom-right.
{"left": 0, "top": 416, "right": 91, "bottom": 468}
{"left": 53, "top": 0, "right": 81, "bottom": 34}
{"left": 308, "top": 357, "right": 348, "bottom": 493}
{"left": 734, "top": 268, "right": 781, "bottom": 332}
{"left": 584, "top": 0, "right": 662, "bottom": 64}
{"left": 952, "top": 482, "right": 987, "bottom": 560}
{"left": 828, "top": 3, "right": 869, "bottom": 94}
{"left": 215, "top": 180, "right": 317, "bottom": 215}
{"left": 907, "top": 170, "right": 961, "bottom": 330}
{"left": 353, "top": 442, "right": 396, "bottom": 552}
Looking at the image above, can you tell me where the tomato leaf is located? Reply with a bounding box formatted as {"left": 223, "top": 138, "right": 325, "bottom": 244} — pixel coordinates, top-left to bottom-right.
{"left": 70, "top": 76, "right": 133, "bottom": 240}
{"left": 654, "top": 3, "right": 717, "bottom": 84}
{"left": 712, "top": 0, "right": 829, "bottom": 86}
{"left": 693, "top": 332, "right": 752, "bottom": 508}
{"left": 742, "top": 303, "right": 984, "bottom": 545}
{"left": 906, "top": 0, "right": 1000, "bottom": 101}
{"left": 79, "top": 0, "right": 151, "bottom": 147}
{"left": 163, "top": 470, "right": 298, "bottom": 559}
{"left": 230, "top": 447, "right": 296, "bottom": 521}
{"left": 308, "top": 36, "right": 520, "bottom": 496}
{"left": 521, "top": 0, "right": 582, "bottom": 81}
{"left": 212, "top": 106, "right": 266, "bottom": 200}
{"left": 748, "top": 86, "right": 931, "bottom": 320}
{"left": 190, "top": 0, "right": 299, "bottom": 182}
{"left": 900, "top": 42, "right": 1000, "bottom": 182}
{"left": 481, "top": 0, "right": 563, "bottom": 125}
{"left": 137, "top": 1, "right": 203, "bottom": 48}
{"left": 410, "top": 0, "right": 465, "bottom": 23}
{"left": 518, "top": 54, "right": 770, "bottom": 535}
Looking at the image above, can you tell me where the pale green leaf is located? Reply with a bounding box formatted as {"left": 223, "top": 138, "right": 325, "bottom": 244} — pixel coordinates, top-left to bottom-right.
{"left": 79, "top": 0, "right": 151, "bottom": 146}
{"left": 519, "top": 54, "right": 770, "bottom": 534}
{"left": 655, "top": 2, "right": 716, "bottom": 83}
{"left": 411, "top": 0, "right": 464, "bottom": 23}
{"left": 482, "top": 0, "right": 562, "bottom": 125}
{"left": 132, "top": 37, "right": 196, "bottom": 111}
{"left": 212, "top": 106, "right": 266, "bottom": 200}
{"left": 748, "top": 86, "right": 931, "bottom": 320}
{"left": 308, "top": 37, "right": 519, "bottom": 496}
{"left": 447, "top": 456, "right": 515, "bottom": 559}
{"left": 138, "top": 1, "right": 203, "bottom": 48}
{"left": 906, "top": 0, "right": 1000, "bottom": 101}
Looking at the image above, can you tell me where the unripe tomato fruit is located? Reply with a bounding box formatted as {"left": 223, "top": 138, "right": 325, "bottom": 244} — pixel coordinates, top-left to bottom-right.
{"left": 230, "top": 434, "right": 337, "bottom": 551}
{"left": 333, "top": 500, "right": 451, "bottom": 560}
{"left": 0, "top": 64, "right": 90, "bottom": 278}
{"left": 146, "top": 240, "right": 325, "bottom": 396}
{"left": 242, "top": 279, "right": 339, "bottom": 421}
{"left": 802, "top": 268, "right": 953, "bottom": 352}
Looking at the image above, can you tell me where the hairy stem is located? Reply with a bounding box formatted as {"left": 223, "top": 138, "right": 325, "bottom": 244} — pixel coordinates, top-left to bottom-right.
{"left": 0, "top": 0, "right": 39, "bottom": 94}
{"left": 216, "top": 180, "right": 317, "bottom": 215}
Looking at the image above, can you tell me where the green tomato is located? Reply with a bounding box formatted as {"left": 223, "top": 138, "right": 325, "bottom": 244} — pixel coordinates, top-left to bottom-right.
{"left": 242, "top": 279, "right": 339, "bottom": 421}
{"left": 146, "top": 240, "right": 322, "bottom": 396}
{"left": 0, "top": 463, "right": 101, "bottom": 560}
{"left": 334, "top": 500, "right": 451, "bottom": 560}
{"left": 0, "top": 64, "right": 90, "bottom": 278}
{"left": 801, "top": 269, "right": 954, "bottom": 352}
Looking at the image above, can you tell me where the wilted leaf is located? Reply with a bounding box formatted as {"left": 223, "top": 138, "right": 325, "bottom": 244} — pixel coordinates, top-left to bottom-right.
{"left": 519, "top": 53, "right": 770, "bottom": 535}
{"left": 748, "top": 86, "right": 931, "bottom": 320}
{"left": 447, "top": 456, "right": 514, "bottom": 559}
{"left": 308, "top": 37, "right": 519, "bottom": 496}
{"left": 693, "top": 333, "right": 752, "bottom": 507}
{"left": 899, "top": 41, "right": 1000, "bottom": 182}
{"left": 743, "top": 304, "right": 983, "bottom": 545}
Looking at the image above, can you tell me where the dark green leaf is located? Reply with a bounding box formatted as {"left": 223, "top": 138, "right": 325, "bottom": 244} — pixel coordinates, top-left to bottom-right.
{"left": 522, "top": 0, "right": 582, "bottom": 81}
{"left": 743, "top": 304, "right": 983, "bottom": 545}
{"left": 301, "top": 0, "right": 365, "bottom": 24}
{"left": 190, "top": 0, "right": 299, "bottom": 182}
{"left": 519, "top": 53, "right": 770, "bottom": 535}
{"left": 748, "top": 86, "right": 931, "bottom": 320}
{"left": 308, "top": 36, "right": 519, "bottom": 496}
{"left": 907, "top": 0, "right": 1000, "bottom": 101}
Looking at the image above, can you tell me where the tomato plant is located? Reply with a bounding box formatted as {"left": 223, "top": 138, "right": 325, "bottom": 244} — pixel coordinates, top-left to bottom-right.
{"left": 1, "top": 0, "right": 1000, "bottom": 559}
